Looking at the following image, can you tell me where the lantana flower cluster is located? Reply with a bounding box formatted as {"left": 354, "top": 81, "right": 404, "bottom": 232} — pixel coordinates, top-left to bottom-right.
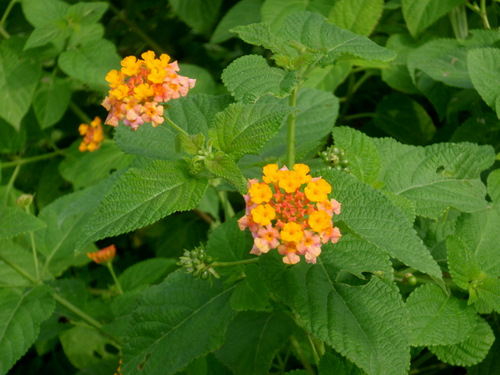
{"left": 238, "top": 164, "right": 342, "bottom": 265}
{"left": 87, "top": 244, "right": 116, "bottom": 264}
{"left": 102, "top": 50, "right": 196, "bottom": 130}
{"left": 78, "top": 116, "right": 104, "bottom": 152}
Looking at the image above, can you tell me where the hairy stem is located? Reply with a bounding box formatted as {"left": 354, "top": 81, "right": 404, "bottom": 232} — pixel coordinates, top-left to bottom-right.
{"left": 106, "top": 261, "right": 124, "bottom": 295}
{"left": 211, "top": 257, "right": 260, "bottom": 268}
{"left": 164, "top": 115, "right": 189, "bottom": 136}
{"left": 286, "top": 87, "right": 299, "bottom": 167}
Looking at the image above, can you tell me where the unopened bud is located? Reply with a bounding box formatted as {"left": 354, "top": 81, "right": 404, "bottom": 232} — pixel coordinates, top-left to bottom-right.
{"left": 17, "top": 194, "right": 33, "bottom": 208}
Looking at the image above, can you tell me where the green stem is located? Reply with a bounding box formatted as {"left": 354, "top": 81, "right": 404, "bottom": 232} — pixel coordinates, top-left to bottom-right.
{"left": 106, "top": 261, "right": 124, "bottom": 295}
{"left": 0, "top": 0, "right": 17, "bottom": 39}
{"left": 25, "top": 207, "right": 40, "bottom": 281}
{"left": 211, "top": 257, "right": 260, "bottom": 268}
{"left": 393, "top": 271, "right": 456, "bottom": 289}
{"left": 480, "top": 0, "right": 491, "bottom": 29}
{"left": 290, "top": 335, "right": 316, "bottom": 375}
{"left": 0, "top": 284, "right": 36, "bottom": 288}
{"left": 343, "top": 112, "right": 376, "bottom": 121}
{"left": 164, "top": 116, "right": 189, "bottom": 136}
{"left": 217, "top": 189, "right": 235, "bottom": 220}
{"left": 286, "top": 87, "right": 299, "bottom": 167}
{"left": 1, "top": 150, "right": 65, "bottom": 169}
{"left": 0, "top": 252, "right": 38, "bottom": 284}
{"left": 3, "top": 163, "right": 21, "bottom": 207}
{"left": 107, "top": 2, "right": 166, "bottom": 54}
{"left": 69, "top": 101, "right": 92, "bottom": 124}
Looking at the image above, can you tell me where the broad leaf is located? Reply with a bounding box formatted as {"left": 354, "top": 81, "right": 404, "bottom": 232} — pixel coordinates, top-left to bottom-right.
{"left": 374, "top": 138, "right": 494, "bottom": 218}
{"left": 468, "top": 48, "right": 500, "bottom": 117}
{"left": 0, "top": 241, "right": 40, "bottom": 285}
{"left": 118, "top": 258, "right": 177, "bottom": 292}
{"left": 429, "top": 318, "right": 495, "bottom": 367}
{"left": 0, "top": 37, "right": 42, "bottom": 130}
{"left": 169, "top": 0, "right": 222, "bottom": 34}
{"left": 331, "top": 126, "right": 381, "bottom": 185}
{"left": 114, "top": 94, "right": 232, "bottom": 160}
{"left": 216, "top": 312, "right": 294, "bottom": 375}
{"left": 0, "top": 286, "right": 55, "bottom": 375}
{"left": 402, "top": 0, "right": 464, "bottom": 37}
{"left": 406, "top": 284, "right": 477, "bottom": 346}
{"left": 204, "top": 152, "right": 247, "bottom": 193}
{"left": 78, "top": 160, "right": 208, "bottom": 248}
{"left": 261, "top": 0, "right": 308, "bottom": 31}
{"left": 210, "top": 102, "right": 292, "bottom": 159}
{"left": 210, "top": 0, "right": 262, "bottom": 44}
{"left": 0, "top": 207, "right": 45, "bottom": 240}
{"left": 230, "top": 264, "right": 270, "bottom": 311}
{"left": 319, "top": 351, "right": 365, "bottom": 375}
{"left": 121, "top": 272, "right": 235, "bottom": 375}
{"left": 468, "top": 325, "right": 500, "bottom": 374}
{"left": 447, "top": 235, "right": 481, "bottom": 291}
{"left": 488, "top": 169, "right": 500, "bottom": 212}
{"left": 32, "top": 76, "right": 71, "bottom": 129}
{"left": 323, "top": 169, "right": 442, "bottom": 279}
{"left": 328, "top": 0, "right": 384, "bottom": 36}
{"left": 476, "top": 276, "right": 500, "bottom": 313}
{"left": 24, "top": 19, "right": 70, "bottom": 50}
{"left": 222, "top": 55, "right": 299, "bottom": 102}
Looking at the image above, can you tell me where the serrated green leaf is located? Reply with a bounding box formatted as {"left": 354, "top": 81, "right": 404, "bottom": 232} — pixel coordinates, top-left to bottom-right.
{"left": 0, "top": 286, "right": 55, "bottom": 375}
{"left": 331, "top": 126, "right": 381, "bottom": 185}
{"left": 21, "top": 0, "right": 69, "bottom": 28}
{"left": 319, "top": 351, "right": 365, "bottom": 375}
{"left": 118, "top": 258, "right": 177, "bottom": 292}
{"left": 68, "top": 23, "right": 105, "bottom": 48}
{"left": 210, "top": 0, "right": 262, "bottom": 44}
{"left": 210, "top": 102, "right": 292, "bottom": 159}
{"left": 323, "top": 169, "right": 442, "bottom": 279}
{"left": 468, "top": 324, "right": 500, "bottom": 374}
{"left": 430, "top": 318, "right": 495, "bottom": 367}
{"left": 204, "top": 152, "right": 247, "bottom": 193}
{"left": 114, "top": 94, "right": 231, "bottom": 160}
{"left": 468, "top": 48, "right": 500, "bottom": 116}
{"left": 65, "top": 2, "right": 108, "bottom": 24}
{"left": 374, "top": 94, "right": 436, "bottom": 145}
{"left": 222, "top": 55, "right": 299, "bottom": 103}
{"left": 488, "top": 169, "right": 500, "bottom": 213}
{"left": 402, "top": 0, "right": 464, "bottom": 37}
{"left": 0, "top": 241, "right": 40, "bottom": 285}
{"left": 58, "top": 39, "right": 120, "bottom": 90}
{"left": 122, "top": 272, "right": 235, "bottom": 375}
{"left": 407, "top": 39, "right": 472, "bottom": 89}
{"left": 406, "top": 284, "right": 477, "bottom": 346}
{"left": 216, "top": 311, "right": 293, "bottom": 375}
{"left": 261, "top": 254, "right": 410, "bottom": 375}
{"left": 374, "top": 138, "right": 494, "bottom": 218}
{"left": 476, "top": 276, "right": 500, "bottom": 313}
{"left": 447, "top": 235, "right": 481, "bottom": 291}
{"left": 32, "top": 76, "right": 70, "bottom": 129}
{"left": 302, "top": 62, "right": 351, "bottom": 91}
{"left": 78, "top": 160, "right": 208, "bottom": 248}
{"left": 230, "top": 263, "right": 270, "bottom": 311}
{"left": 0, "top": 207, "right": 46, "bottom": 240}
{"left": 328, "top": 0, "right": 384, "bottom": 36}
{"left": 169, "top": 0, "right": 222, "bottom": 34}
{"left": 261, "top": 0, "right": 308, "bottom": 31}
{"left": 59, "top": 140, "right": 135, "bottom": 190}
{"left": 24, "top": 19, "right": 70, "bottom": 50}
{"left": 0, "top": 37, "right": 42, "bottom": 130}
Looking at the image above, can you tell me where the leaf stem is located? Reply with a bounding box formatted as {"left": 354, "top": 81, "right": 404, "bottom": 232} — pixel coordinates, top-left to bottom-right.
{"left": 211, "top": 257, "right": 260, "bottom": 268}
{"left": 286, "top": 87, "right": 299, "bottom": 167}
{"left": 0, "top": 252, "right": 38, "bottom": 284}
{"left": 1, "top": 150, "right": 65, "bottom": 169}
{"left": 0, "top": 0, "right": 16, "bottom": 39}
{"left": 69, "top": 101, "right": 93, "bottom": 124}
{"left": 164, "top": 115, "right": 189, "bottom": 136}
{"left": 25, "top": 207, "right": 40, "bottom": 281}
{"left": 343, "top": 112, "right": 376, "bottom": 121}
{"left": 3, "top": 163, "right": 21, "bottom": 207}
{"left": 106, "top": 261, "right": 124, "bottom": 295}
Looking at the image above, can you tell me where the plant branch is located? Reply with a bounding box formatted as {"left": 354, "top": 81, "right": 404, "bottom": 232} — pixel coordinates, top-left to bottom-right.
{"left": 211, "top": 257, "right": 260, "bottom": 268}
{"left": 3, "top": 163, "right": 21, "bottom": 207}
{"left": 286, "top": 86, "right": 299, "bottom": 167}
{"left": 106, "top": 261, "right": 124, "bottom": 295}
{"left": 1, "top": 150, "right": 65, "bottom": 169}
{"left": 25, "top": 207, "right": 40, "bottom": 281}
{"left": 0, "top": 0, "right": 17, "bottom": 39}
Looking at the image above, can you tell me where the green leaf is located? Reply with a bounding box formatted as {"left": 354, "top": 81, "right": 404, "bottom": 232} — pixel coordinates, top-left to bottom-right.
{"left": 0, "top": 207, "right": 46, "bottom": 240}
{"left": 323, "top": 169, "right": 442, "bottom": 279}
{"left": 446, "top": 235, "right": 481, "bottom": 291}
{"left": 374, "top": 138, "right": 494, "bottom": 218}
{"left": 21, "top": 0, "right": 69, "bottom": 27}
{"left": 121, "top": 272, "right": 235, "bottom": 375}
{"left": 0, "top": 118, "right": 26, "bottom": 153}
{"left": 222, "top": 55, "right": 299, "bottom": 103}
{"left": 59, "top": 141, "right": 135, "bottom": 190}
{"left": 374, "top": 94, "right": 436, "bottom": 145}
{"left": 468, "top": 48, "right": 500, "bottom": 116}
{"left": 230, "top": 263, "right": 270, "bottom": 311}
{"left": 429, "top": 318, "right": 495, "bottom": 367}
{"left": 331, "top": 126, "right": 381, "bottom": 185}
{"left": 402, "top": 0, "right": 464, "bottom": 37}
{"left": 204, "top": 151, "right": 247, "bottom": 193}
{"left": 210, "top": 0, "right": 262, "bottom": 44}
{"left": 328, "top": 0, "right": 384, "bottom": 36}
{"left": 178, "top": 63, "right": 217, "bottom": 95}
{"left": 261, "top": 0, "right": 308, "bottom": 31}
{"left": 319, "top": 351, "right": 365, "bottom": 375}
{"left": 59, "top": 326, "right": 116, "bottom": 369}
{"left": 476, "top": 276, "right": 500, "bottom": 313}
{"left": 302, "top": 62, "right": 351, "bottom": 91}
{"left": 407, "top": 39, "right": 472, "bottom": 89}
{"left": 65, "top": 1, "right": 108, "bottom": 24}
{"left": 216, "top": 312, "right": 294, "bottom": 375}
{"left": 0, "top": 241, "right": 40, "bottom": 285}
{"left": 32, "top": 76, "right": 71, "bottom": 129}
{"left": 261, "top": 255, "right": 410, "bottom": 375}
{"left": 467, "top": 325, "right": 500, "bottom": 374}
{"left": 169, "top": 0, "right": 222, "bottom": 34}
{"left": 114, "top": 94, "right": 231, "bottom": 160}
{"left": 78, "top": 160, "right": 208, "bottom": 248}
{"left": 0, "top": 286, "right": 55, "bottom": 375}
{"left": 58, "top": 38, "right": 120, "bottom": 90}
{"left": 210, "top": 102, "right": 292, "bottom": 159}
{"left": 406, "top": 284, "right": 477, "bottom": 346}
{"left": 24, "top": 19, "right": 70, "bottom": 50}
{"left": 488, "top": 169, "right": 500, "bottom": 211}
{"left": 119, "top": 258, "right": 177, "bottom": 292}
{"left": 0, "top": 37, "right": 42, "bottom": 130}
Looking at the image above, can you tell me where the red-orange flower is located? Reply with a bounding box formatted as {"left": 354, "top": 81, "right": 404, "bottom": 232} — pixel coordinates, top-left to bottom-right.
{"left": 87, "top": 245, "right": 116, "bottom": 264}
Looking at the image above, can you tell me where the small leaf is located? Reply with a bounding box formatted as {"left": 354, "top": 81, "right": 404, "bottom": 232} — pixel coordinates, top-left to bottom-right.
{"left": 78, "top": 160, "right": 208, "bottom": 248}
{"left": 222, "top": 55, "right": 299, "bottom": 103}
{"left": 210, "top": 102, "right": 292, "bottom": 159}
{"left": 216, "top": 312, "right": 294, "bottom": 375}
{"left": 402, "top": 0, "right": 464, "bottom": 37}
{"left": 118, "top": 258, "right": 177, "bottom": 293}
{"left": 476, "top": 276, "right": 500, "bottom": 313}
{"left": 121, "top": 272, "right": 235, "bottom": 375}
{"left": 0, "top": 207, "right": 46, "bottom": 240}
{"left": 429, "top": 318, "right": 495, "bottom": 367}
{"left": 21, "top": 0, "right": 69, "bottom": 28}
{"left": 24, "top": 19, "right": 70, "bottom": 50}
{"left": 446, "top": 235, "right": 481, "bottom": 291}
{"left": 169, "top": 0, "right": 222, "bottom": 34}
{"left": 65, "top": 1, "right": 108, "bottom": 24}
{"left": 0, "top": 286, "right": 55, "bottom": 375}
{"left": 468, "top": 48, "right": 500, "bottom": 116}
{"left": 204, "top": 151, "right": 247, "bottom": 193}
{"left": 328, "top": 0, "right": 384, "bottom": 36}
{"left": 406, "top": 284, "right": 477, "bottom": 346}
{"left": 0, "top": 241, "right": 40, "bottom": 285}
{"left": 32, "top": 76, "right": 71, "bottom": 129}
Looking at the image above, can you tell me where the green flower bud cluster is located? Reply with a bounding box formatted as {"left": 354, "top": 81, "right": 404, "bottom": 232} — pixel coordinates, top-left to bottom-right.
{"left": 177, "top": 246, "right": 215, "bottom": 280}
{"left": 319, "top": 145, "right": 350, "bottom": 172}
